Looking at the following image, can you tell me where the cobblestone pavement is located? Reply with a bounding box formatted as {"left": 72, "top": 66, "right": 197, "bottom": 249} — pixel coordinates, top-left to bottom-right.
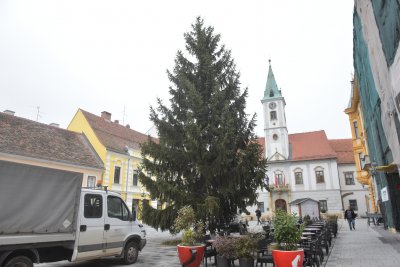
{"left": 36, "top": 224, "right": 199, "bottom": 267}
{"left": 36, "top": 222, "right": 268, "bottom": 267}
{"left": 325, "top": 218, "right": 400, "bottom": 267}
{"left": 38, "top": 219, "right": 400, "bottom": 267}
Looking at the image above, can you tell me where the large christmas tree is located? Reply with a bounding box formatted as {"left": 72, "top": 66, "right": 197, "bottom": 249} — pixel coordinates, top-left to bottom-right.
{"left": 140, "top": 17, "right": 267, "bottom": 232}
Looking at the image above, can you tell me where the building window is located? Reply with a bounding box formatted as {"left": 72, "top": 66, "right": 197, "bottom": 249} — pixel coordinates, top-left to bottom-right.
{"left": 295, "top": 172, "right": 303, "bottom": 185}
{"left": 358, "top": 153, "right": 365, "bottom": 169}
{"left": 315, "top": 167, "right": 324, "bottom": 183}
{"left": 349, "top": 199, "right": 358, "bottom": 211}
{"left": 273, "top": 134, "right": 279, "bottom": 141}
{"left": 114, "top": 166, "right": 121, "bottom": 184}
{"left": 87, "top": 176, "right": 96, "bottom": 188}
{"left": 319, "top": 200, "right": 328, "bottom": 212}
{"left": 257, "top": 202, "right": 265, "bottom": 213}
{"left": 353, "top": 121, "right": 359, "bottom": 139}
{"left": 270, "top": 111, "right": 277, "bottom": 120}
{"left": 274, "top": 171, "right": 285, "bottom": 186}
{"left": 345, "top": 172, "right": 355, "bottom": 185}
{"left": 133, "top": 169, "right": 138, "bottom": 186}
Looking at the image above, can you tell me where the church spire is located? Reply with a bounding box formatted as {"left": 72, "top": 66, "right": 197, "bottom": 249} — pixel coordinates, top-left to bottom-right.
{"left": 262, "top": 60, "right": 282, "bottom": 101}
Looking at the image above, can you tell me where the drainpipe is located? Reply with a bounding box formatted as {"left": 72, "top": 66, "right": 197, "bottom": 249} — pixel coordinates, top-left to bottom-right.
{"left": 124, "top": 145, "right": 132, "bottom": 201}
{"left": 125, "top": 157, "right": 130, "bottom": 201}
{"left": 337, "top": 165, "right": 345, "bottom": 211}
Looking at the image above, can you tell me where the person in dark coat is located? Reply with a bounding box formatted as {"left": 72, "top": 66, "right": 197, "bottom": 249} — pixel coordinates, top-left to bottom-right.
{"left": 255, "top": 208, "right": 262, "bottom": 225}
{"left": 344, "top": 206, "right": 357, "bottom": 230}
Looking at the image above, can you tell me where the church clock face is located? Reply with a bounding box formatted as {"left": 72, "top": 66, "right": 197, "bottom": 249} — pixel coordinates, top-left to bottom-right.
{"left": 269, "top": 102, "right": 276, "bottom": 109}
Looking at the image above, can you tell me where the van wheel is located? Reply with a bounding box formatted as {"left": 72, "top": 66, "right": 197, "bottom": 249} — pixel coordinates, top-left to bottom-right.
{"left": 123, "top": 241, "right": 139, "bottom": 264}
{"left": 5, "top": 256, "right": 33, "bottom": 267}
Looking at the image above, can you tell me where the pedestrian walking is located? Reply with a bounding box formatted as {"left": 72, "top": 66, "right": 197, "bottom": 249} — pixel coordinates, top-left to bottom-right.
{"left": 256, "top": 208, "right": 262, "bottom": 225}
{"left": 344, "top": 205, "right": 357, "bottom": 230}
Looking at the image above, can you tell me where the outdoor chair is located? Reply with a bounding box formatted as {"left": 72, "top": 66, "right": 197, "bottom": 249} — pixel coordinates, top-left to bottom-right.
{"left": 327, "top": 219, "right": 338, "bottom": 238}
{"left": 201, "top": 234, "right": 217, "bottom": 267}
{"left": 319, "top": 229, "right": 329, "bottom": 255}
{"left": 255, "top": 238, "right": 274, "bottom": 267}
{"left": 315, "top": 234, "right": 324, "bottom": 264}
{"left": 300, "top": 238, "right": 319, "bottom": 267}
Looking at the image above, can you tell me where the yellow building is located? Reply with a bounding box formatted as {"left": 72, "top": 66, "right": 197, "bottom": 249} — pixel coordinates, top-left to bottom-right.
{"left": 0, "top": 111, "right": 103, "bottom": 186}
{"left": 68, "top": 109, "right": 154, "bottom": 214}
{"left": 345, "top": 79, "right": 378, "bottom": 212}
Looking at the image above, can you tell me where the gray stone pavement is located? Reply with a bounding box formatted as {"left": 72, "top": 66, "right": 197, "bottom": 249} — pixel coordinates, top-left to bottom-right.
{"left": 36, "top": 221, "right": 266, "bottom": 267}
{"left": 325, "top": 218, "right": 400, "bottom": 267}
{"left": 37, "top": 219, "right": 400, "bottom": 267}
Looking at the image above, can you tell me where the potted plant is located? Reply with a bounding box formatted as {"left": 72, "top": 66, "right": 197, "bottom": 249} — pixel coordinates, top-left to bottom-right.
{"left": 235, "top": 234, "right": 260, "bottom": 267}
{"left": 174, "top": 205, "right": 206, "bottom": 267}
{"left": 271, "top": 210, "right": 304, "bottom": 267}
{"left": 212, "top": 236, "right": 238, "bottom": 267}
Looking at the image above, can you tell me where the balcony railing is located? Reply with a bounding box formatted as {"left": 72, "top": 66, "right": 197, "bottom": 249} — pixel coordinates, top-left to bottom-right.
{"left": 269, "top": 184, "right": 290, "bottom": 192}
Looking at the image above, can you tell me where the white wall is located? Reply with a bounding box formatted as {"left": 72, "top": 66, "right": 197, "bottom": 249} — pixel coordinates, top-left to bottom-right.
{"left": 255, "top": 158, "right": 344, "bottom": 215}
{"left": 301, "top": 201, "right": 319, "bottom": 219}
{"left": 338, "top": 163, "right": 370, "bottom": 216}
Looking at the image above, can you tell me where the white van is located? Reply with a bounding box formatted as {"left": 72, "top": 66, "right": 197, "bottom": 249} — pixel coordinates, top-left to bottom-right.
{"left": 0, "top": 162, "right": 146, "bottom": 267}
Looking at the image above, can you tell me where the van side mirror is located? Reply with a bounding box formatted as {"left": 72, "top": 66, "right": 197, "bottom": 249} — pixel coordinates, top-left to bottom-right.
{"left": 131, "top": 210, "right": 136, "bottom": 221}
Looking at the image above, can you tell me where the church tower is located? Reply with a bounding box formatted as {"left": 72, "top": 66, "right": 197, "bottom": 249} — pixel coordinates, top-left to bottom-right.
{"left": 261, "top": 60, "right": 289, "bottom": 161}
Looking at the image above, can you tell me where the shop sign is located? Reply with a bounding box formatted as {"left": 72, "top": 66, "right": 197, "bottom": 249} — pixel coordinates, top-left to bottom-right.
{"left": 381, "top": 187, "right": 389, "bottom": 202}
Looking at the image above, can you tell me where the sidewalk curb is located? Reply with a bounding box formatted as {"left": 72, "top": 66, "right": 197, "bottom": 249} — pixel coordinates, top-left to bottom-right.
{"left": 323, "top": 220, "right": 343, "bottom": 267}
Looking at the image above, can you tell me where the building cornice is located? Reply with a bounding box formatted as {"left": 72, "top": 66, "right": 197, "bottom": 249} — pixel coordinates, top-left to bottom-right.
{"left": 0, "top": 152, "right": 103, "bottom": 172}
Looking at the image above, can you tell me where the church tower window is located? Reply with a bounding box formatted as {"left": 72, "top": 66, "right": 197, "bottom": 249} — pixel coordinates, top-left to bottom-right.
{"left": 270, "top": 111, "right": 277, "bottom": 120}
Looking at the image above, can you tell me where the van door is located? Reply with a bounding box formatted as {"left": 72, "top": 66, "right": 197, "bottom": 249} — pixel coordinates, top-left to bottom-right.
{"left": 75, "top": 193, "right": 106, "bottom": 260}
{"left": 104, "top": 195, "right": 133, "bottom": 255}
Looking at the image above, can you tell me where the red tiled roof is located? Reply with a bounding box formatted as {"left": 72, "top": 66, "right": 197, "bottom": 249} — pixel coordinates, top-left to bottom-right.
{"left": 258, "top": 131, "right": 354, "bottom": 163}
{"left": 288, "top": 130, "right": 337, "bottom": 161}
{"left": 81, "top": 110, "right": 155, "bottom": 153}
{"left": 329, "top": 139, "right": 355, "bottom": 164}
{"left": 0, "top": 112, "right": 103, "bottom": 169}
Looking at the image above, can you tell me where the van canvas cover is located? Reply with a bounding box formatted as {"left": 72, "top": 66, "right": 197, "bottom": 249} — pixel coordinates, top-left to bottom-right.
{"left": 0, "top": 160, "right": 83, "bottom": 234}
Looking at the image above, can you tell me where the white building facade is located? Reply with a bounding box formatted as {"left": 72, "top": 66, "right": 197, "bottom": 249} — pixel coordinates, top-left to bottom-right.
{"left": 251, "top": 62, "right": 368, "bottom": 219}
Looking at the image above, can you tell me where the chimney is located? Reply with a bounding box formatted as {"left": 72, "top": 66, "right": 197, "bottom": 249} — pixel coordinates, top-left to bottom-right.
{"left": 126, "top": 124, "right": 130, "bottom": 129}
{"left": 101, "top": 111, "right": 111, "bottom": 121}
{"left": 114, "top": 120, "right": 119, "bottom": 124}
{"left": 3, "top": 110, "right": 15, "bottom": 116}
{"left": 49, "top": 123, "right": 60, "bottom": 127}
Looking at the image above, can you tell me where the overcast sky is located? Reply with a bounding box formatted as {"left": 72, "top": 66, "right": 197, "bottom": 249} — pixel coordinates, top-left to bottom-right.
{"left": 0, "top": 0, "right": 354, "bottom": 139}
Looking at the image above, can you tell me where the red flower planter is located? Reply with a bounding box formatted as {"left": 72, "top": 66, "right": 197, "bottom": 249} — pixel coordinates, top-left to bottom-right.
{"left": 177, "top": 245, "right": 205, "bottom": 267}
{"left": 272, "top": 249, "right": 304, "bottom": 267}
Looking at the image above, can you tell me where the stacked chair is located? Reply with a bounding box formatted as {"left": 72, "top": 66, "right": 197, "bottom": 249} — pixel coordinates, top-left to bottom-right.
{"left": 201, "top": 234, "right": 217, "bottom": 267}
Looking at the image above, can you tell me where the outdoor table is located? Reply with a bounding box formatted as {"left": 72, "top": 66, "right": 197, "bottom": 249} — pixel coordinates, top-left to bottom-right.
{"left": 301, "top": 232, "right": 315, "bottom": 236}
{"left": 310, "top": 224, "right": 324, "bottom": 228}
{"left": 304, "top": 228, "right": 320, "bottom": 233}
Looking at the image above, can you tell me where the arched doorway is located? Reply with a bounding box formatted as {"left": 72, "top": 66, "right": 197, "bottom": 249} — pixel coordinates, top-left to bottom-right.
{"left": 275, "top": 199, "right": 287, "bottom": 212}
